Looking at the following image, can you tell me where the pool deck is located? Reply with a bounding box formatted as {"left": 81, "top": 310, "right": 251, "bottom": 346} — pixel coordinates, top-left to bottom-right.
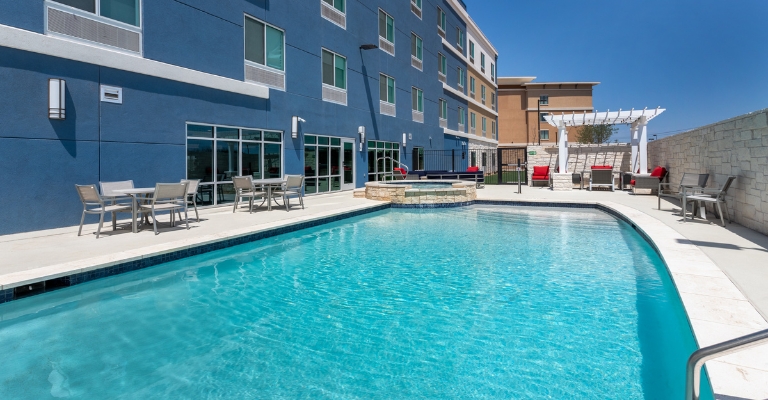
{"left": 1, "top": 187, "right": 767, "bottom": 399}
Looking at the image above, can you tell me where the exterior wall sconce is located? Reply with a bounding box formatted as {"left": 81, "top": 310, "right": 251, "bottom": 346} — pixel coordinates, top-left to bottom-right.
{"left": 48, "top": 78, "right": 66, "bottom": 119}
{"left": 358, "top": 126, "right": 365, "bottom": 151}
{"left": 402, "top": 133, "right": 407, "bottom": 148}
{"left": 291, "top": 116, "right": 305, "bottom": 139}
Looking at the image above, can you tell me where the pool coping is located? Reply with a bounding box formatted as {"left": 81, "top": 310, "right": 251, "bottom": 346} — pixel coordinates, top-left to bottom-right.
{"left": 0, "top": 199, "right": 765, "bottom": 398}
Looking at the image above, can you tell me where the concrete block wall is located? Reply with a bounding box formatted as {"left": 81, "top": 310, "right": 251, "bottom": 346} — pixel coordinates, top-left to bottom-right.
{"left": 648, "top": 109, "right": 768, "bottom": 235}
{"left": 525, "top": 144, "right": 632, "bottom": 185}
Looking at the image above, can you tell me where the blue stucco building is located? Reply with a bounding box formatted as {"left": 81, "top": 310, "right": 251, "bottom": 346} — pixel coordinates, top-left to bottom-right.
{"left": 0, "top": 0, "right": 498, "bottom": 234}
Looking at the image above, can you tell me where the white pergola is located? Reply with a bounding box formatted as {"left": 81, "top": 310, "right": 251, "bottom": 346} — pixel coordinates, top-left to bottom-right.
{"left": 543, "top": 107, "right": 665, "bottom": 174}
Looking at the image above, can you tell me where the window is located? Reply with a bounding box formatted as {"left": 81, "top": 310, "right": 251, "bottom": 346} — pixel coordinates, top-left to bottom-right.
{"left": 492, "top": 121, "right": 497, "bottom": 139}
{"left": 411, "top": 33, "right": 423, "bottom": 61}
{"left": 457, "top": 67, "right": 464, "bottom": 89}
{"left": 437, "top": 7, "right": 446, "bottom": 32}
{"left": 186, "top": 124, "right": 283, "bottom": 206}
{"left": 439, "top": 99, "right": 447, "bottom": 120}
{"left": 490, "top": 63, "right": 495, "bottom": 82}
{"left": 53, "top": 0, "right": 140, "bottom": 26}
{"left": 458, "top": 107, "right": 465, "bottom": 127}
{"left": 322, "top": 0, "right": 344, "bottom": 13}
{"left": 482, "top": 117, "right": 487, "bottom": 136}
{"left": 469, "top": 41, "right": 475, "bottom": 60}
{"left": 456, "top": 28, "right": 464, "bottom": 49}
{"left": 470, "top": 77, "right": 475, "bottom": 95}
{"left": 304, "top": 135, "right": 344, "bottom": 193}
{"left": 491, "top": 92, "right": 496, "bottom": 109}
{"left": 411, "top": 0, "right": 421, "bottom": 12}
{"left": 470, "top": 112, "right": 476, "bottom": 128}
{"left": 367, "top": 140, "right": 400, "bottom": 181}
{"left": 380, "top": 74, "right": 395, "bottom": 104}
{"left": 539, "top": 95, "right": 549, "bottom": 105}
{"left": 438, "top": 53, "right": 447, "bottom": 76}
{"left": 540, "top": 130, "right": 550, "bottom": 140}
{"left": 322, "top": 49, "right": 346, "bottom": 91}
{"left": 540, "top": 112, "right": 549, "bottom": 122}
{"left": 245, "top": 15, "right": 285, "bottom": 71}
{"left": 412, "top": 87, "right": 423, "bottom": 112}
{"left": 378, "top": 9, "right": 394, "bottom": 43}
{"left": 481, "top": 85, "right": 486, "bottom": 104}
{"left": 480, "top": 53, "right": 485, "bottom": 72}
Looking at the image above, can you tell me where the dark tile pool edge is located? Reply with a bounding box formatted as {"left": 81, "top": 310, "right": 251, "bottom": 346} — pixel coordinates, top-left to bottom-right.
{"left": 0, "top": 203, "right": 392, "bottom": 304}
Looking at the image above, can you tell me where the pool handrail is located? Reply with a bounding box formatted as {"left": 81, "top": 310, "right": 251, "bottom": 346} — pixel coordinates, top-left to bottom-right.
{"left": 685, "top": 327, "right": 768, "bottom": 400}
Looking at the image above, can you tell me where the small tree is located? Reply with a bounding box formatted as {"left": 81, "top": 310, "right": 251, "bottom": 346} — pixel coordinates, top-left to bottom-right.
{"left": 575, "top": 124, "right": 617, "bottom": 144}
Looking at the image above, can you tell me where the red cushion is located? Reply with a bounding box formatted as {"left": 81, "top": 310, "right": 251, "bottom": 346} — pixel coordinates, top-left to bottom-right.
{"left": 466, "top": 166, "right": 479, "bottom": 172}
{"left": 532, "top": 175, "right": 549, "bottom": 180}
{"left": 591, "top": 165, "right": 613, "bottom": 170}
{"left": 650, "top": 166, "right": 665, "bottom": 178}
{"left": 630, "top": 179, "right": 636, "bottom": 186}
{"left": 393, "top": 168, "right": 405, "bottom": 175}
{"left": 533, "top": 166, "right": 549, "bottom": 176}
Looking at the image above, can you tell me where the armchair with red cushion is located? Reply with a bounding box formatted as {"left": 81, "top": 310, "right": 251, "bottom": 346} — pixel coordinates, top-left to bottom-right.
{"left": 630, "top": 166, "right": 667, "bottom": 194}
{"left": 531, "top": 165, "right": 550, "bottom": 187}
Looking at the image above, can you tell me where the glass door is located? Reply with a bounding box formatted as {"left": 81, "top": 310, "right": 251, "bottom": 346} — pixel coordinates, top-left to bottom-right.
{"left": 341, "top": 139, "right": 355, "bottom": 190}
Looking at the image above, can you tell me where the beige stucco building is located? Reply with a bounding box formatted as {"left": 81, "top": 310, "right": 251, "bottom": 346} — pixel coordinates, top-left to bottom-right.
{"left": 497, "top": 77, "right": 598, "bottom": 147}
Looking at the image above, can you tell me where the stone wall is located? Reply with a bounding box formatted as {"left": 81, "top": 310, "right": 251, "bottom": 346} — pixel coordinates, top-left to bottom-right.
{"left": 525, "top": 144, "right": 632, "bottom": 185}
{"left": 648, "top": 109, "right": 768, "bottom": 234}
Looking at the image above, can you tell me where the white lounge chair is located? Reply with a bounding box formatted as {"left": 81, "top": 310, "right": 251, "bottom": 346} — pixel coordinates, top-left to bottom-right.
{"left": 75, "top": 184, "right": 132, "bottom": 238}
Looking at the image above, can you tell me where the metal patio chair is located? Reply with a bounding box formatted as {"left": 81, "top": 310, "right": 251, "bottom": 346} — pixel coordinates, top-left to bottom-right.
{"left": 179, "top": 179, "right": 201, "bottom": 221}
{"left": 683, "top": 176, "right": 736, "bottom": 226}
{"left": 99, "top": 180, "right": 135, "bottom": 229}
{"left": 75, "top": 184, "right": 132, "bottom": 238}
{"left": 232, "top": 176, "right": 265, "bottom": 213}
{"left": 273, "top": 175, "right": 305, "bottom": 211}
{"left": 139, "top": 182, "right": 190, "bottom": 235}
{"left": 658, "top": 173, "right": 709, "bottom": 211}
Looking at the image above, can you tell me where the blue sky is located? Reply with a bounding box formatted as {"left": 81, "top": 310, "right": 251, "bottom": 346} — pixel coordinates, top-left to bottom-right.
{"left": 465, "top": 0, "right": 768, "bottom": 140}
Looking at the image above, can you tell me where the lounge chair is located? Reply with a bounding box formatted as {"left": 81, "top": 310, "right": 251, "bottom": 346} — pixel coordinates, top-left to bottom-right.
{"left": 273, "top": 175, "right": 305, "bottom": 211}
{"left": 630, "top": 166, "right": 667, "bottom": 194}
{"left": 75, "top": 184, "right": 132, "bottom": 238}
{"left": 589, "top": 166, "right": 615, "bottom": 191}
{"left": 658, "top": 173, "right": 709, "bottom": 211}
{"left": 531, "top": 166, "right": 550, "bottom": 187}
{"left": 683, "top": 176, "right": 736, "bottom": 226}
{"left": 139, "top": 182, "right": 190, "bottom": 235}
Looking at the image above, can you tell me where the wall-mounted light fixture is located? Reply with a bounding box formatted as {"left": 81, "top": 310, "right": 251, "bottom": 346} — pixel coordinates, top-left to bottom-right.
{"left": 291, "top": 116, "right": 305, "bottom": 139}
{"left": 358, "top": 126, "right": 366, "bottom": 151}
{"left": 48, "top": 78, "right": 66, "bottom": 119}
{"left": 402, "top": 133, "right": 407, "bottom": 148}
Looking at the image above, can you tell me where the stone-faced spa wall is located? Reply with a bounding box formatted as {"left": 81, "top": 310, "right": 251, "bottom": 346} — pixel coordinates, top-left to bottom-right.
{"left": 648, "top": 109, "right": 768, "bottom": 235}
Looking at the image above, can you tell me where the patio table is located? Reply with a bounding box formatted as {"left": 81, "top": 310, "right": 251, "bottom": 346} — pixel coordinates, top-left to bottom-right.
{"left": 252, "top": 178, "right": 287, "bottom": 211}
{"left": 114, "top": 188, "right": 155, "bottom": 233}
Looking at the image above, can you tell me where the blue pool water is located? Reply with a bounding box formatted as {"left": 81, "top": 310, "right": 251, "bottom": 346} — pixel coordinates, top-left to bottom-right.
{"left": 0, "top": 206, "right": 712, "bottom": 399}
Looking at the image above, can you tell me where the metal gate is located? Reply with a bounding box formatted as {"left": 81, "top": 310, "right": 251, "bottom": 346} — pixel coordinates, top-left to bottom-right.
{"left": 495, "top": 148, "right": 527, "bottom": 184}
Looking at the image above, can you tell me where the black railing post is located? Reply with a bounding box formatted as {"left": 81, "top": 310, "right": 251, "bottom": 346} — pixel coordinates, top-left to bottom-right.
{"left": 451, "top": 149, "right": 455, "bottom": 171}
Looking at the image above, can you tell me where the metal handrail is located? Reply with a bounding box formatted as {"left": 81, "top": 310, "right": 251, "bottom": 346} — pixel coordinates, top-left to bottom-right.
{"left": 686, "top": 328, "right": 768, "bottom": 400}
{"left": 376, "top": 157, "right": 409, "bottom": 180}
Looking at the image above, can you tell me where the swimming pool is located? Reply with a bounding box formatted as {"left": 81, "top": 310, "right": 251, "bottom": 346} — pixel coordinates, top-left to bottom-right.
{"left": 0, "top": 206, "right": 712, "bottom": 399}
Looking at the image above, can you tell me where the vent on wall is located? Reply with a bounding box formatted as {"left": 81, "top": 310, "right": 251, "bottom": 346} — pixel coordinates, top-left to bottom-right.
{"left": 412, "top": 110, "right": 424, "bottom": 123}
{"left": 380, "top": 101, "right": 396, "bottom": 117}
{"left": 47, "top": 6, "right": 141, "bottom": 54}
{"left": 321, "top": 2, "right": 346, "bottom": 29}
{"left": 411, "top": 57, "right": 423, "bottom": 71}
{"left": 100, "top": 85, "right": 122, "bottom": 104}
{"left": 378, "top": 37, "right": 395, "bottom": 56}
{"left": 322, "top": 85, "right": 347, "bottom": 106}
{"left": 245, "top": 64, "right": 285, "bottom": 91}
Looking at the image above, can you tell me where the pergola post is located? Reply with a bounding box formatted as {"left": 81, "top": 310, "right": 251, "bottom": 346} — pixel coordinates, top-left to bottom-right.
{"left": 630, "top": 121, "right": 640, "bottom": 173}
{"left": 557, "top": 122, "right": 568, "bottom": 173}
{"left": 638, "top": 116, "right": 648, "bottom": 173}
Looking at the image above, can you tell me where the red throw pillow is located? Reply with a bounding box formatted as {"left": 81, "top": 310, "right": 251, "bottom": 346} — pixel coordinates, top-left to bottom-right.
{"left": 650, "top": 166, "right": 665, "bottom": 178}
{"left": 630, "top": 179, "right": 636, "bottom": 186}
{"left": 467, "top": 166, "right": 479, "bottom": 172}
{"left": 533, "top": 166, "right": 549, "bottom": 176}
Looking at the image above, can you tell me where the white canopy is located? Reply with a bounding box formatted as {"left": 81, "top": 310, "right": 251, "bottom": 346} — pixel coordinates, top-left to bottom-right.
{"left": 543, "top": 107, "right": 666, "bottom": 174}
